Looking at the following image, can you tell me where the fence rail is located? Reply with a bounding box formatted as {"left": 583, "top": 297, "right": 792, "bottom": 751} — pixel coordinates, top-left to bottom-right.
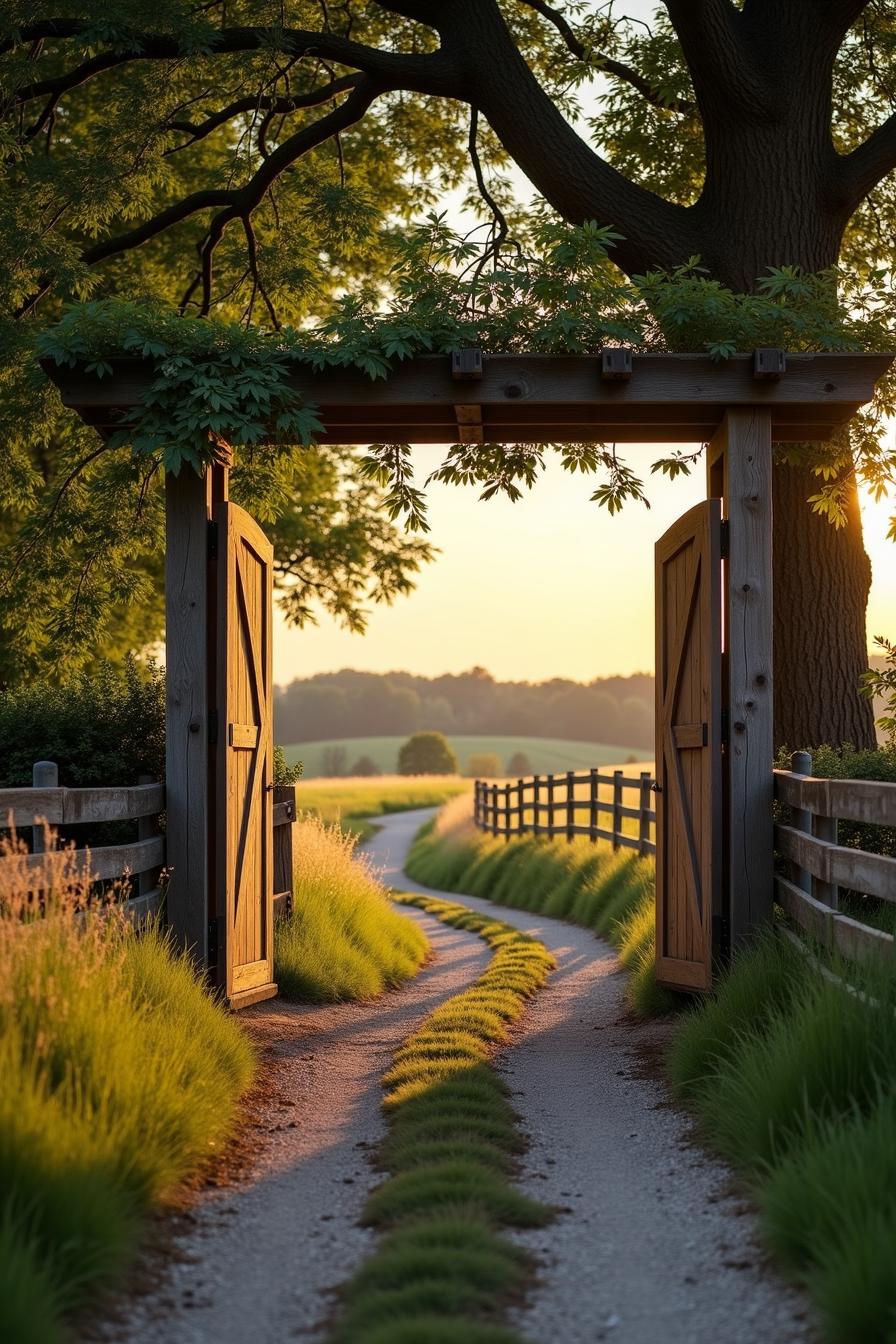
{"left": 774, "top": 751, "right": 896, "bottom": 966}
{"left": 473, "top": 767, "right": 656, "bottom": 855}
{"left": 0, "top": 761, "right": 165, "bottom": 922}
{"left": 2, "top": 764, "right": 299, "bottom": 926}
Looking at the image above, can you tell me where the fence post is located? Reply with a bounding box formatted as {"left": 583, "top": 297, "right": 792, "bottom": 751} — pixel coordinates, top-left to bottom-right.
{"left": 32, "top": 760, "right": 58, "bottom": 854}
{"left": 566, "top": 769, "right": 574, "bottom": 842}
{"left": 638, "top": 771, "right": 652, "bottom": 856}
{"left": 517, "top": 778, "right": 525, "bottom": 836}
{"left": 137, "top": 772, "right": 162, "bottom": 899}
{"left": 491, "top": 783, "right": 499, "bottom": 836}
{"left": 812, "top": 782, "right": 839, "bottom": 912}
{"left": 533, "top": 774, "right": 540, "bottom": 837}
{"left": 547, "top": 772, "right": 555, "bottom": 837}
{"left": 589, "top": 767, "right": 598, "bottom": 843}
{"left": 611, "top": 770, "right": 623, "bottom": 850}
{"left": 504, "top": 783, "right": 511, "bottom": 842}
{"left": 273, "top": 783, "right": 296, "bottom": 915}
{"left": 790, "top": 751, "right": 813, "bottom": 896}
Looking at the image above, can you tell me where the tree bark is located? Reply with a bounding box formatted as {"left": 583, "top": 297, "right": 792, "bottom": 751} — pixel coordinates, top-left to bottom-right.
{"left": 772, "top": 463, "right": 877, "bottom": 748}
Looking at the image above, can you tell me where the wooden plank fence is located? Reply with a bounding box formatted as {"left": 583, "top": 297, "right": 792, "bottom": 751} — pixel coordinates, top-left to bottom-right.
{"left": 774, "top": 751, "right": 896, "bottom": 965}
{"left": 473, "top": 767, "right": 656, "bottom": 856}
{"left": 1, "top": 762, "right": 298, "bottom": 925}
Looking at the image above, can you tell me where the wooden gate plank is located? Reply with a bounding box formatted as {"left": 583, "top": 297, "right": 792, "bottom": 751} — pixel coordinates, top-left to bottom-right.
{"left": 655, "top": 499, "right": 723, "bottom": 991}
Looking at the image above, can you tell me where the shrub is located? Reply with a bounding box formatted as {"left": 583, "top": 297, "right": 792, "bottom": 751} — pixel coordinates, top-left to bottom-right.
{"left": 505, "top": 751, "right": 531, "bottom": 776}
{"left": 351, "top": 754, "right": 381, "bottom": 776}
{"left": 398, "top": 732, "right": 459, "bottom": 776}
{"left": 775, "top": 742, "right": 896, "bottom": 857}
{"left": 0, "top": 656, "right": 164, "bottom": 787}
{"left": 466, "top": 753, "right": 502, "bottom": 779}
{"left": 273, "top": 745, "right": 303, "bottom": 786}
{"left": 275, "top": 816, "right": 428, "bottom": 1001}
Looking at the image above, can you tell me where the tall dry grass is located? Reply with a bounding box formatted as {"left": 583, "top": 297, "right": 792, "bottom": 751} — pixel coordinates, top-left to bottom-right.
{"left": 0, "top": 829, "right": 254, "bottom": 1343}
{"left": 275, "top": 816, "right": 429, "bottom": 1001}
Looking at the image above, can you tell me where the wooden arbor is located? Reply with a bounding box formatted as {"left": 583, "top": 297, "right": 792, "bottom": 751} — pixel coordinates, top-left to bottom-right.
{"left": 44, "top": 349, "right": 892, "bottom": 996}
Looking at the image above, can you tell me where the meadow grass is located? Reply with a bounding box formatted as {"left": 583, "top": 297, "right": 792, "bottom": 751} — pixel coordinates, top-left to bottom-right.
{"left": 668, "top": 928, "right": 896, "bottom": 1342}
{"left": 282, "top": 736, "right": 653, "bottom": 779}
{"left": 275, "top": 815, "right": 428, "bottom": 1001}
{"left": 329, "top": 895, "right": 554, "bottom": 1344}
{"left": 296, "top": 775, "right": 471, "bottom": 840}
{"left": 405, "top": 795, "right": 678, "bottom": 1017}
{"left": 0, "top": 838, "right": 254, "bottom": 1344}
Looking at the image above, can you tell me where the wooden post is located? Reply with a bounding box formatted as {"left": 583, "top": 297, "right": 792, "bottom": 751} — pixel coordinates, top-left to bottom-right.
{"left": 589, "top": 767, "right": 598, "bottom": 842}
{"left": 813, "top": 809, "right": 839, "bottom": 910}
{"left": 503, "top": 784, "right": 511, "bottom": 841}
{"left": 273, "top": 783, "right": 296, "bottom": 916}
{"left": 32, "top": 760, "right": 57, "bottom": 853}
{"left": 165, "top": 467, "right": 213, "bottom": 964}
{"left": 566, "top": 769, "right": 575, "bottom": 842}
{"left": 517, "top": 778, "right": 525, "bottom": 836}
{"left": 491, "top": 783, "right": 499, "bottom": 835}
{"left": 547, "top": 773, "right": 555, "bottom": 836}
{"left": 533, "top": 774, "right": 540, "bottom": 836}
{"left": 638, "top": 771, "right": 652, "bottom": 856}
{"left": 790, "top": 751, "right": 813, "bottom": 896}
{"left": 612, "top": 769, "right": 623, "bottom": 850}
{"left": 709, "top": 409, "right": 774, "bottom": 944}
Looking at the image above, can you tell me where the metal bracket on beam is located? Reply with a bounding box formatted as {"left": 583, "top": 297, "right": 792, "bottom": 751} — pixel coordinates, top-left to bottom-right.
{"left": 454, "top": 404, "right": 483, "bottom": 443}
{"left": 601, "top": 347, "right": 633, "bottom": 381}
{"left": 451, "top": 348, "right": 484, "bottom": 381}
{"left": 753, "top": 347, "right": 786, "bottom": 381}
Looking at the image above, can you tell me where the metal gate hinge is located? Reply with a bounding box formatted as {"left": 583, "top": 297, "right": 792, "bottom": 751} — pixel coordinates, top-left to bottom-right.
{"left": 719, "top": 519, "right": 730, "bottom": 559}
{"left": 207, "top": 519, "right": 219, "bottom": 561}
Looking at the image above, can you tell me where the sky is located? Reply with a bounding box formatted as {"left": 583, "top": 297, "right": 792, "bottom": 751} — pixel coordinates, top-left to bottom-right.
{"left": 272, "top": 448, "right": 896, "bottom": 687}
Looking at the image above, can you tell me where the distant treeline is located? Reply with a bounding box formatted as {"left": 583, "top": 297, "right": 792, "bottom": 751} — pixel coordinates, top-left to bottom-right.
{"left": 274, "top": 667, "right": 654, "bottom": 749}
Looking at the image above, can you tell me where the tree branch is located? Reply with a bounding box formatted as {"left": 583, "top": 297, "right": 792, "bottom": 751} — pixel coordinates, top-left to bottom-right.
{"left": 162, "top": 74, "right": 360, "bottom": 154}
{"left": 839, "top": 108, "right": 896, "bottom": 207}
{"left": 662, "top": 0, "right": 765, "bottom": 113}
{"left": 517, "top": 0, "right": 694, "bottom": 113}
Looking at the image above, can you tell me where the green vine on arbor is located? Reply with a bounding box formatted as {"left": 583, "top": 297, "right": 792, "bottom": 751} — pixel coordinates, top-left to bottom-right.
{"left": 37, "top": 218, "right": 896, "bottom": 535}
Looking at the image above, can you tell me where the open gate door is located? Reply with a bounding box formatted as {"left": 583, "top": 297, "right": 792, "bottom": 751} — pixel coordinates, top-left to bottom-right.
{"left": 655, "top": 499, "right": 724, "bottom": 992}
{"left": 215, "top": 501, "right": 277, "bottom": 1008}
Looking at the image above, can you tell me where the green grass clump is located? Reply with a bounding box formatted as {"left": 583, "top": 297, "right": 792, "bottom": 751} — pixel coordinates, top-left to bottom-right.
{"left": 406, "top": 797, "right": 679, "bottom": 1017}
{"left": 328, "top": 894, "right": 555, "bottom": 1344}
{"left": 667, "top": 927, "right": 896, "bottom": 1342}
{"left": 275, "top": 816, "right": 428, "bottom": 1001}
{"left": 0, "top": 850, "right": 254, "bottom": 1343}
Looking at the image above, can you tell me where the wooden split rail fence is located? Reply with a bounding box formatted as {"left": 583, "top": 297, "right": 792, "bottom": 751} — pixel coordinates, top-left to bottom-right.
{"left": 473, "top": 767, "right": 656, "bottom": 856}
{"left": 774, "top": 751, "right": 896, "bottom": 966}
{"left": 0, "top": 761, "right": 298, "bottom": 925}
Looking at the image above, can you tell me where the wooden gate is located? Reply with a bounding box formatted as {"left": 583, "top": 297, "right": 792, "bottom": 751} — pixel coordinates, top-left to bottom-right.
{"left": 215, "top": 501, "right": 277, "bottom": 1007}
{"left": 654, "top": 499, "right": 724, "bottom": 991}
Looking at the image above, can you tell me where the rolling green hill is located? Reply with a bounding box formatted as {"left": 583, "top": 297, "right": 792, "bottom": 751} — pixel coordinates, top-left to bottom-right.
{"left": 280, "top": 735, "right": 653, "bottom": 779}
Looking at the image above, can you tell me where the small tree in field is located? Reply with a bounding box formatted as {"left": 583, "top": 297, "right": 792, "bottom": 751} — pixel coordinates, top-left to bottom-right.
{"left": 397, "top": 733, "right": 458, "bottom": 777}
{"left": 506, "top": 752, "right": 533, "bottom": 777}
{"left": 467, "top": 753, "right": 502, "bottom": 779}
{"left": 350, "top": 754, "right": 380, "bottom": 777}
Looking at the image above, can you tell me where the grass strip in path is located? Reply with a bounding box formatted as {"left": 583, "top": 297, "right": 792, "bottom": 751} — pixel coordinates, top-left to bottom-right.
{"left": 328, "top": 895, "right": 555, "bottom": 1344}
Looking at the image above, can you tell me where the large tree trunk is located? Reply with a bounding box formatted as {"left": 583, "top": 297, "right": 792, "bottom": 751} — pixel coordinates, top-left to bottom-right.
{"left": 772, "top": 463, "right": 876, "bottom": 748}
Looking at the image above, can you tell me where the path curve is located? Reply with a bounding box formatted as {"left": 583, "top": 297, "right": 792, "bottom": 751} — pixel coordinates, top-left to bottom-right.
{"left": 366, "top": 807, "right": 813, "bottom": 1344}
{"left": 105, "top": 892, "right": 491, "bottom": 1344}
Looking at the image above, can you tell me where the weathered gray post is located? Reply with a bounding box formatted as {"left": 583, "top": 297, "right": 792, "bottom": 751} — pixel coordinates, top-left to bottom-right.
{"left": 164, "top": 467, "right": 214, "bottom": 963}
{"left": 707, "top": 408, "right": 775, "bottom": 944}
{"left": 32, "top": 759, "right": 58, "bottom": 853}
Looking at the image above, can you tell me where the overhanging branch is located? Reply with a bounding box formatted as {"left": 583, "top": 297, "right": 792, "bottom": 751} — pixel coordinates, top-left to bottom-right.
{"left": 839, "top": 108, "right": 896, "bottom": 207}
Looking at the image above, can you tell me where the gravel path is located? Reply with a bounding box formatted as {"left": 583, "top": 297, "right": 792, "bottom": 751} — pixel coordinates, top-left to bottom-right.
{"left": 367, "top": 807, "right": 814, "bottom": 1344}
{"left": 104, "top": 806, "right": 812, "bottom": 1344}
{"left": 104, "top": 889, "right": 490, "bottom": 1344}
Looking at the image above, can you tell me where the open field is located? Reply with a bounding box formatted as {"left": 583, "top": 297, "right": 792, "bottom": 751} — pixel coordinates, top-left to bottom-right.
{"left": 281, "top": 735, "right": 653, "bottom": 778}
{"left": 296, "top": 775, "right": 472, "bottom": 839}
